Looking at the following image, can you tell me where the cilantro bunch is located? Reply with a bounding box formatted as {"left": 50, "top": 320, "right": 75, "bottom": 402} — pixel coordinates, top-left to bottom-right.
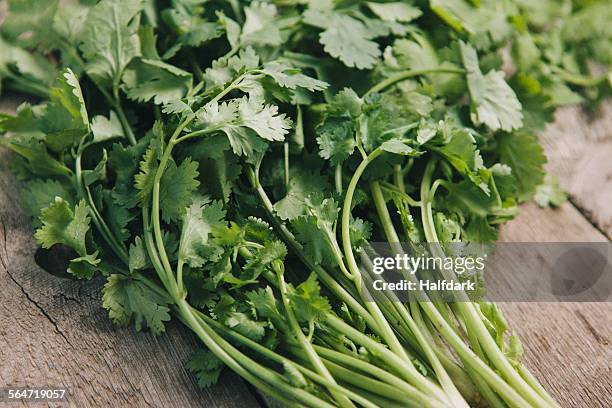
{"left": 1, "top": 1, "right": 609, "bottom": 407}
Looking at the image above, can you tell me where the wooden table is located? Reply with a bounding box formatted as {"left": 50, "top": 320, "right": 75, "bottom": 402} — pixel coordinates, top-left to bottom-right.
{"left": 1, "top": 96, "right": 611, "bottom": 407}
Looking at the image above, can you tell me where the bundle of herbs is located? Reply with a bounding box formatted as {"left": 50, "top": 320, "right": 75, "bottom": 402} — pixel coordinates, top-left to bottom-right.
{"left": 1, "top": 0, "right": 610, "bottom": 407}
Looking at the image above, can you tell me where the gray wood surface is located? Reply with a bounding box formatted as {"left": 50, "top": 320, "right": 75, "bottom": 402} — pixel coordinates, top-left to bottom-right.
{"left": 1, "top": 95, "right": 611, "bottom": 408}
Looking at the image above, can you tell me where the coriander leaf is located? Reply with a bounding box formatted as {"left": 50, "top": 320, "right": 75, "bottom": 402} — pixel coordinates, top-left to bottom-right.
{"left": 292, "top": 216, "right": 335, "bottom": 265}
{"left": 246, "top": 286, "right": 285, "bottom": 327}
{"left": 316, "top": 118, "right": 356, "bottom": 165}
{"left": 366, "top": 2, "right": 422, "bottom": 23}
{"left": 102, "top": 273, "right": 172, "bottom": 335}
{"left": 303, "top": 10, "right": 381, "bottom": 69}
{"left": 261, "top": 62, "right": 329, "bottom": 92}
{"left": 273, "top": 171, "right": 327, "bottom": 220}
{"left": 91, "top": 111, "right": 125, "bottom": 143}
{"left": 179, "top": 198, "right": 226, "bottom": 268}
{"left": 0, "top": 133, "right": 71, "bottom": 178}
{"left": 109, "top": 133, "right": 152, "bottom": 208}
{"left": 159, "top": 157, "right": 201, "bottom": 223}
{"left": 41, "top": 68, "right": 89, "bottom": 152}
{"left": 534, "top": 174, "right": 567, "bottom": 208}
{"left": 185, "top": 349, "right": 224, "bottom": 388}
{"left": 463, "top": 216, "right": 498, "bottom": 242}
{"left": 79, "top": 0, "right": 143, "bottom": 88}
{"left": 129, "top": 236, "right": 150, "bottom": 273}
{"left": 21, "top": 179, "right": 75, "bottom": 227}
{"left": 349, "top": 217, "right": 372, "bottom": 250}
{"left": 241, "top": 2, "right": 282, "bottom": 46}
{"left": 0, "top": 37, "right": 56, "bottom": 85}
{"left": 134, "top": 142, "right": 160, "bottom": 205}
{"left": 225, "top": 311, "right": 267, "bottom": 341}
{"left": 380, "top": 139, "right": 417, "bottom": 156}
{"left": 162, "top": 6, "right": 223, "bottom": 48}
{"left": 122, "top": 58, "right": 193, "bottom": 105}
{"left": 237, "top": 96, "right": 291, "bottom": 142}
{"left": 289, "top": 273, "right": 331, "bottom": 324}
{"left": 99, "top": 189, "right": 134, "bottom": 243}
{"left": 440, "top": 180, "right": 495, "bottom": 218}
{"left": 460, "top": 41, "right": 523, "bottom": 132}
{"left": 496, "top": 132, "right": 546, "bottom": 202}
{"left": 243, "top": 240, "right": 287, "bottom": 280}
{"left": 35, "top": 198, "right": 91, "bottom": 256}
{"left": 431, "top": 0, "right": 512, "bottom": 46}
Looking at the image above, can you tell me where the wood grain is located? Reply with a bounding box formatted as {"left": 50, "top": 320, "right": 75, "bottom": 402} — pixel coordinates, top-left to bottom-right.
{"left": 0, "top": 98, "right": 260, "bottom": 408}
{"left": 541, "top": 102, "right": 612, "bottom": 239}
{"left": 499, "top": 203, "right": 612, "bottom": 408}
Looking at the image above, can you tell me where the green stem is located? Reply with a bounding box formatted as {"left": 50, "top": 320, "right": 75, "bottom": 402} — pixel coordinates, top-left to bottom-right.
{"left": 276, "top": 267, "right": 356, "bottom": 408}
{"left": 340, "top": 148, "right": 415, "bottom": 364}
{"left": 200, "top": 313, "right": 379, "bottom": 408}
{"left": 324, "top": 314, "right": 447, "bottom": 405}
{"left": 365, "top": 68, "right": 464, "bottom": 97}
{"left": 179, "top": 300, "right": 333, "bottom": 408}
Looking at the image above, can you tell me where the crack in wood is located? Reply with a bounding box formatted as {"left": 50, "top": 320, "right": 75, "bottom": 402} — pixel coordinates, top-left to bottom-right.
{"left": 575, "top": 309, "right": 609, "bottom": 346}
{"left": 0, "top": 215, "right": 74, "bottom": 348}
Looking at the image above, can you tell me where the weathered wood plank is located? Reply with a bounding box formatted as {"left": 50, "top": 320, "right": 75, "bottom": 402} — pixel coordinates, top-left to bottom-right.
{"left": 0, "top": 98, "right": 260, "bottom": 408}
{"left": 541, "top": 102, "right": 612, "bottom": 239}
{"left": 499, "top": 203, "right": 612, "bottom": 408}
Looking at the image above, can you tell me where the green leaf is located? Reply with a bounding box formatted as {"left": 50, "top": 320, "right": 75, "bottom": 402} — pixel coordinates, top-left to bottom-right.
{"left": 431, "top": 0, "right": 513, "bottom": 46}
{"left": 241, "top": 2, "right": 282, "bottom": 46}
{"left": 459, "top": 41, "right": 523, "bottom": 132}
{"left": 289, "top": 273, "right": 331, "bottom": 324}
{"left": 109, "top": 134, "right": 152, "bottom": 208}
{"left": 102, "top": 274, "right": 172, "bottom": 335}
{"left": 366, "top": 2, "right": 422, "bottom": 23}
{"left": 534, "top": 174, "right": 566, "bottom": 208}
{"left": 243, "top": 240, "right": 287, "bottom": 279}
{"left": 463, "top": 216, "right": 498, "bottom": 242}
{"left": 261, "top": 62, "right": 329, "bottom": 92}
{"left": 179, "top": 199, "right": 226, "bottom": 268}
{"left": 303, "top": 10, "right": 381, "bottom": 69}
{"left": 159, "top": 157, "right": 201, "bottom": 223}
{"left": 497, "top": 132, "right": 546, "bottom": 202}
{"left": 129, "top": 236, "right": 150, "bottom": 273}
{"left": 380, "top": 139, "right": 417, "bottom": 156}
{"left": 185, "top": 349, "right": 224, "bottom": 388}
{"left": 162, "top": 6, "right": 223, "bottom": 48}
{"left": 42, "top": 68, "right": 89, "bottom": 152}
{"left": 91, "top": 111, "right": 125, "bottom": 144}
{"left": 79, "top": 0, "right": 143, "bottom": 87}
{"left": 21, "top": 179, "right": 75, "bottom": 227}
{"left": 195, "top": 96, "right": 291, "bottom": 154}
{"left": 273, "top": 171, "right": 327, "bottom": 220}
{"left": 122, "top": 58, "right": 193, "bottom": 105}
{"left": 35, "top": 198, "right": 91, "bottom": 256}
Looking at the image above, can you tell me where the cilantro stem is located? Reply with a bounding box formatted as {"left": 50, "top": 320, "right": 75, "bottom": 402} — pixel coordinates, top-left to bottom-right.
{"left": 284, "top": 142, "right": 290, "bottom": 192}
{"left": 179, "top": 300, "right": 333, "bottom": 408}
{"left": 324, "top": 314, "right": 447, "bottom": 404}
{"left": 364, "top": 68, "right": 465, "bottom": 97}
{"left": 275, "top": 265, "right": 356, "bottom": 408}
{"left": 4, "top": 72, "right": 50, "bottom": 98}
{"left": 197, "top": 312, "right": 380, "bottom": 408}
{"left": 372, "top": 175, "right": 533, "bottom": 407}
{"left": 335, "top": 165, "right": 343, "bottom": 194}
{"left": 418, "top": 161, "right": 556, "bottom": 408}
